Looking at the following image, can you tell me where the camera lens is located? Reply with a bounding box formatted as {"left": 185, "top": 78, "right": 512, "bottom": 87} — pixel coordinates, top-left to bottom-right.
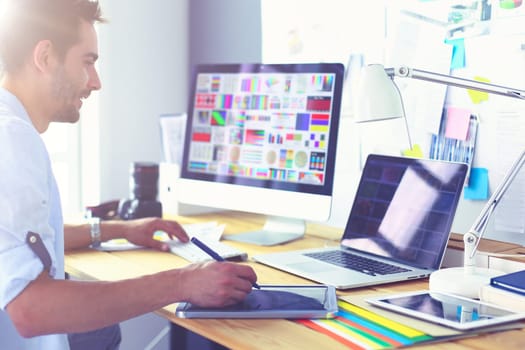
{"left": 129, "top": 162, "right": 159, "bottom": 200}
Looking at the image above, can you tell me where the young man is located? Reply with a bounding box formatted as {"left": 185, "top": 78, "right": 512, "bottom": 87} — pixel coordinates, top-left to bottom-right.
{"left": 0, "top": 0, "right": 258, "bottom": 348}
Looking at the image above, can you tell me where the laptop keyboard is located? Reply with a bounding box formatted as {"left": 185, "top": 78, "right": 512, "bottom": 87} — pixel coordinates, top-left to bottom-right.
{"left": 304, "top": 250, "right": 410, "bottom": 276}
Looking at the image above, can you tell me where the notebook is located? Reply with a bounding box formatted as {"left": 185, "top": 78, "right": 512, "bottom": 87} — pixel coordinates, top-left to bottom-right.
{"left": 253, "top": 154, "right": 468, "bottom": 289}
{"left": 490, "top": 270, "right": 525, "bottom": 296}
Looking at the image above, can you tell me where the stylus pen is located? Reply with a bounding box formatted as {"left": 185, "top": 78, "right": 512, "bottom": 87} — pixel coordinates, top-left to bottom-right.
{"left": 190, "top": 237, "right": 261, "bottom": 289}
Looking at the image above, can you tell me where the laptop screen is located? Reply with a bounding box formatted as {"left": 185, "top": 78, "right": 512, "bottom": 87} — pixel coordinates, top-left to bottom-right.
{"left": 341, "top": 154, "right": 468, "bottom": 270}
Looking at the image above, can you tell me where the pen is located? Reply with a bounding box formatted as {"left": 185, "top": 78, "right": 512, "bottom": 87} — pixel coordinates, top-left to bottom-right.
{"left": 190, "top": 237, "right": 261, "bottom": 289}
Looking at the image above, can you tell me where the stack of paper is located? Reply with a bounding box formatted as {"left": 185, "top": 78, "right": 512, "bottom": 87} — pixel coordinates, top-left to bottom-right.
{"left": 98, "top": 222, "right": 224, "bottom": 251}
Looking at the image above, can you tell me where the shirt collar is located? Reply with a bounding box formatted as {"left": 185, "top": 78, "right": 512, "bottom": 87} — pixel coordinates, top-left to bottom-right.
{"left": 0, "top": 87, "right": 33, "bottom": 126}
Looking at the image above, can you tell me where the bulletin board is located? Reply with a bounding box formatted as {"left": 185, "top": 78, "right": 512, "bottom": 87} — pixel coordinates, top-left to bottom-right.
{"left": 381, "top": 1, "right": 525, "bottom": 244}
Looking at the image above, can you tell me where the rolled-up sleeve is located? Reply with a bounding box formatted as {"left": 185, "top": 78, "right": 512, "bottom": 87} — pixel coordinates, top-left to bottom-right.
{"left": 0, "top": 117, "right": 58, "bottom": 309}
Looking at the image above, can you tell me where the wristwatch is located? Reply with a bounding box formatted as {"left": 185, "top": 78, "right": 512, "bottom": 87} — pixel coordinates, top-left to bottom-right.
{"left": 90, "top": 217, "right": 101, "bottom": 248}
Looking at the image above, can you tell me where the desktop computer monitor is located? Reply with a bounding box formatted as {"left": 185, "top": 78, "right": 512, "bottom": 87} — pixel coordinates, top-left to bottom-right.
{"left": 177, "top": 63, "right": 344, "bottom": 245}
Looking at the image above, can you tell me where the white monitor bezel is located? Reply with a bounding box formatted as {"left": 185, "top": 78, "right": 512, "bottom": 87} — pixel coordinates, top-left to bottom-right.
{"left": 177, "top": 63, "right": 344, "bottom": 244}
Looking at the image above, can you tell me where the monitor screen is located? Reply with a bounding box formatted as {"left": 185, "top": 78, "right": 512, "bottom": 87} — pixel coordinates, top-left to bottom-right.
{"left": 177, "top": 63, "right": 344, "bottom": 245}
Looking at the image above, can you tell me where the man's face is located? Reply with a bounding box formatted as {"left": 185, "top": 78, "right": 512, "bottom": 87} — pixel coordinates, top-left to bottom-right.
{"left": 50, "top": 20, "right": 101, "bottom": 124}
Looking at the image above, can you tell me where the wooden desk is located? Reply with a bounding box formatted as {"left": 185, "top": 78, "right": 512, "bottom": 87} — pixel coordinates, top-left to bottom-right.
{"left": 65, "top": 212, "right": 525, "bottom": 350}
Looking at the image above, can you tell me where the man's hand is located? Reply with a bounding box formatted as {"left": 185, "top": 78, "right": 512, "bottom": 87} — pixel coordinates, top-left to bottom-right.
{"left": 177, "top": 261, "right": 258, "bottom": 307}
{"left": 123, "top": 217, "right": 189, "bottom": 251}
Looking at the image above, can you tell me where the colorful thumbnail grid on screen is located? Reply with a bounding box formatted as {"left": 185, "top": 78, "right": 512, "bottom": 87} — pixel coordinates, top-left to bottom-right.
{"left": 188, "top": 72, "right": 335, "bottom": 186}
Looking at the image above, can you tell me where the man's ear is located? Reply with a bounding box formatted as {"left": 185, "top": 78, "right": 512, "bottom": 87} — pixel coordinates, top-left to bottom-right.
{"left": 33, "top": 40, "right": 56, "bottom": 73}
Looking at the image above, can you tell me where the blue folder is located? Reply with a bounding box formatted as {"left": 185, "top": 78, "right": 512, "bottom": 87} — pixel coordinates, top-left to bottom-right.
{"left": 490, "top": 270, "right": 525, "bottom": 296}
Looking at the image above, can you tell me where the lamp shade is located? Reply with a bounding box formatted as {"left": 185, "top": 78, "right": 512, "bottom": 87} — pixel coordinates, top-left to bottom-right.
{"left": 355, "top": 64, "right": 404, "bottom": 123}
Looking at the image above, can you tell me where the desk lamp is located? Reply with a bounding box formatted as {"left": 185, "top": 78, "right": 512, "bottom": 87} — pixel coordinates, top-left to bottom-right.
{"left": 355, "top": 64, "right": 525, "bottom": 149}
{"left": 356, "top": 64, "right": 525, "bottom": 298}
{"left": 430, "top": 149, "right": 525, "bottom": 298}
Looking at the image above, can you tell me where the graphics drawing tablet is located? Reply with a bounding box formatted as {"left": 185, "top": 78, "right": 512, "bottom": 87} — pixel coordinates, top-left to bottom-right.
{"left": 175, "top": 285, "right": 338, "bottom": 319}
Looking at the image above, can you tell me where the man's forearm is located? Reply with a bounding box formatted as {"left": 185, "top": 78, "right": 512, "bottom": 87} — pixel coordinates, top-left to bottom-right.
{"left": 6, "top": 269, "right": 185, "bottom": 337}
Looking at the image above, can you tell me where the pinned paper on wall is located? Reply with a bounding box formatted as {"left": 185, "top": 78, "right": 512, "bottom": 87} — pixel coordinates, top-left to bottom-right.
{"left": 464, "top": 167, "right": 489, "bottom": 200}
{"left": 446, "top": 38, "right": 466, "bottom": 69}
{"left": 159, "top": 113, "right": 187, "bottom": 165}
{"left": 385, "top": 13, "right": 452, "bottom": 137}
{"left": 467, "top": 76, "right": 491, "bottom": 104}
{"left": 444, "top": 107, "right": 471, "bottom": 140}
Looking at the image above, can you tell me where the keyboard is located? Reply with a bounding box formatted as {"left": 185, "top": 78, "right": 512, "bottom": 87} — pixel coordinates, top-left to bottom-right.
{"left": 168, "top": 239, "right": 247, "bottom": 263}
{"left": 304, "top": 250, "right": 410, "bottom": 276}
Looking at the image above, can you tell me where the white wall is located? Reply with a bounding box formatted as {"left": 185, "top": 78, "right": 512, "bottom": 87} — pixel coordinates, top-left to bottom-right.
{"left": 93, "top": 0, "right": 262, "bottom": 204}
{"left": 95, "top": 0, "right": 189, "bottom": 202}
{"left": 189, "top": 0, "right": 262, "bottom": 65}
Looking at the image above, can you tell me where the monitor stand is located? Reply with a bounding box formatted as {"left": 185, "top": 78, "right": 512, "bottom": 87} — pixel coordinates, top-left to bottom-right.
{"left": 223, "top": 216, "right": 305, "bottom": 246}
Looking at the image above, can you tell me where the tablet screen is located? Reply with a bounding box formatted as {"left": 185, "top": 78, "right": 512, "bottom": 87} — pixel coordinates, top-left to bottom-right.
{"left": 176, "top": 285, "right": 337, "bottom": 319}
{"left": 367, "top": 290, "right": 525, "bottom": 330}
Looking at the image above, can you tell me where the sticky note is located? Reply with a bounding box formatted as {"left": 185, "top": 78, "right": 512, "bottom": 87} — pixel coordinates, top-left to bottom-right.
{"left": 445, "top": 107, "right": 471, "bottom": 140}
{"left": 402, "top": 144, "right": 423, "bottom": 158}
{"left": 446, "top": 38, "right": 466, "bottom": 69}
{"left": 464, "top": 167, "right": 489, "bottom": 200}
{"left": 467, "top": 76, "right": 490, "bottom": 104}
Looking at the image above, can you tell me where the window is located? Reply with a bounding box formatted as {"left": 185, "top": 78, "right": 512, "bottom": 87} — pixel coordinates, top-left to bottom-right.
{"left": 41, "top": 123, "right": 82, "bottom": 219}
{"left": 41, "top": 91, "right": 100, "bottom": 221}
{"left": 261, "top": 0, "right": 387, "bottom": 64}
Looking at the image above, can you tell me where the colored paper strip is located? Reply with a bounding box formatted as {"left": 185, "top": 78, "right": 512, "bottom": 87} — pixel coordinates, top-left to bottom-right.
{"left": 336, "top": 309, "right": 414, "bottom": 345}
{"left": 315, "top": 319, "right": 375, "bottom": 349}
{"left": 298, "top": 319, "right": 365, "bottom": 349}
{"left": 296, "top": 300, "right": 435, "bottom": 349}
{"left": 338, "top": 300, "right": 426, "bottom": 338}
{"left": 334, "top": 315, "right": 403, "bottom": 347}
{"left": 321, "top": 318, "right": 390, "bottom": 349}
{"left": 328, "top": 318, "right": 396, "bottom": 348}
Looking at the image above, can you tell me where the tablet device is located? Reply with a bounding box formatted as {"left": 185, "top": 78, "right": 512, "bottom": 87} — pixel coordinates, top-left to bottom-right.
{"left": 175, "top": 285, "right": 338, "bottom": 319}
{"left": 366, "top": 290, "right": 525, "bottom": 330}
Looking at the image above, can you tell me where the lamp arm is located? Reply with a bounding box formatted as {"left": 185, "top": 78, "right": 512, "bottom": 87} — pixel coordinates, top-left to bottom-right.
{"left": 464, "top": 149, "right": 525, "bottom": 267}
{"left": 385, "top": 66, "right": 525, "bottom": 100}
{"left": 378, "top": 65, "right": 525, "bottom": 270}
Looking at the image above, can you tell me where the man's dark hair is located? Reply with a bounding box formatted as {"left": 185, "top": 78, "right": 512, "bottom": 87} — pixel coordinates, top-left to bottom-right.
{"left": 0, "top": 0, "right": 105, "bottom": 74}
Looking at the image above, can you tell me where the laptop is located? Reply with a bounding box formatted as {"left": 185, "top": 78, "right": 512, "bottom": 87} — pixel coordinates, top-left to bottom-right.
{"left": 253, "top": 154, "right": 468, "bottom": 289}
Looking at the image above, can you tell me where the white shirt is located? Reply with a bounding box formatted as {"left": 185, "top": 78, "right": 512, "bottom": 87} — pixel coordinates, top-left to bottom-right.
{"left": 0, "top": 88, "right": 69, "bottom": 349}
